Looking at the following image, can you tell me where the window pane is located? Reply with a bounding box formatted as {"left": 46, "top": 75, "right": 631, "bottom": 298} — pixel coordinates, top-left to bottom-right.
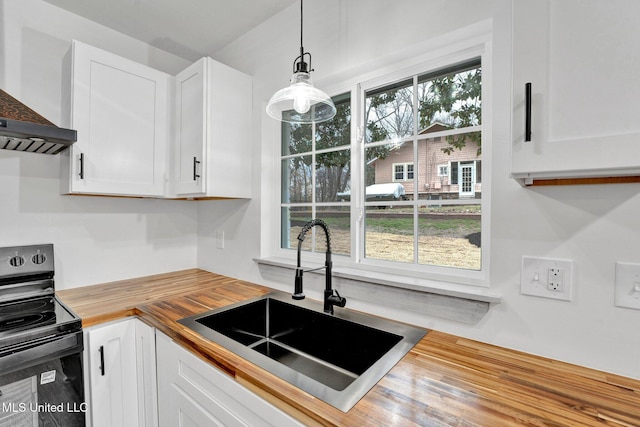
{"left": 316, "top": 150, "right": 351, "bottom": 202}
{"left": 281, "top": 123, "right": 312, "bottom": 156}
{"left": 282, "top": 156, "right": 312, "bottom": 203}
{"left": 394, "top": 165, "right": 404, "bottom": 181}
{"left": 365, "top": 143, "right": 398, "bottom": 186}
{"left": 418, "top": 129, "right": 481, "bottom": 199}
{"left": 365, "top": 142, "right": 412, "bottom": 199}
{"left": 316, "top": 206, "right": 350, "bottom": 256}
{"left": 281, "top": 207, "right": 350, "bottom": 255}
{"left": 316, "top": 94, "right": 351, "bottom": 151}
{"left": 281, "top": 206, "right": 313, "bottom": 251}
{"left": 418, "top": 204, "right": 481, "bottom": 270}
{"left": 365, "top": 206, "right": 414, "bottom": 263}
{"left": 365, "top": 79, "right": 414, "bottom": 143}
{"left": 418, "top": 63, "right": 481, "bottom": 130}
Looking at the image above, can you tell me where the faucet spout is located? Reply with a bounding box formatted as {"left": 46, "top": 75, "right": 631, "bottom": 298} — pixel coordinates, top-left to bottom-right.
{"left": 293, "top": 219, "right": 346, "bottom": 314}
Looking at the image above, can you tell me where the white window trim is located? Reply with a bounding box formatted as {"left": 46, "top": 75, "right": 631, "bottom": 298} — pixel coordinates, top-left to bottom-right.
{"left": 438, "top": 164, "right": 449, "bottom": 177}
{"left": 392, "top": 162, "right": 414, "bottom": 182}
{"left": 263, "top": 20, "right": 494, "bottom": 298}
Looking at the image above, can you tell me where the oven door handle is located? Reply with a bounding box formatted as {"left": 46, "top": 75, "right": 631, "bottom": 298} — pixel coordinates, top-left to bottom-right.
{"left": 0, "top": 331, "right": 83, "bottom": 375}
{"left": 99, "top": 345, "right": 105, "bottom": 376}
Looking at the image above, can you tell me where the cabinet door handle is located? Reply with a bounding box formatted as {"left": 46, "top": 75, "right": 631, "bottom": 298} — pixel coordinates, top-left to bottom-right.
{"left": 79, "top": 153, "right": 85, "bottom": 179}
{"left": 193, "top": 156, "right": 201, "bottom": 181}
{"left": 98, "top": 345, "right": 105, "bottom": 376}
{"left": 525, "top": 82, "right": 532, "bottom": 142}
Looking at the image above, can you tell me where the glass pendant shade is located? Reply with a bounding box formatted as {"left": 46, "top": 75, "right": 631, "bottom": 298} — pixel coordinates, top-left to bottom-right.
{"left": 266, "top": 72, "right": 336, "bottom": 124}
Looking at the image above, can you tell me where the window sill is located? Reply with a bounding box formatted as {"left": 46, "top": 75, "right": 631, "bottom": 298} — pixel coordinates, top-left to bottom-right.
{"left": 254, "top": 257, "right": 501, "bottom": 324}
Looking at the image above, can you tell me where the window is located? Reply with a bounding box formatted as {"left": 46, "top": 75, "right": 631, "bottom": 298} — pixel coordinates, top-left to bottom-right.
{"left": 279, "top": 56, "right": 485, "bottom": 280}
{"left": 280, "top": 93, "right": 351, "bottom": 255}
{"left": 393, "top": 163, "right": 414, "bottom": 181}
{"left": 363, "top": 59, "right": 482, "bottom": 270}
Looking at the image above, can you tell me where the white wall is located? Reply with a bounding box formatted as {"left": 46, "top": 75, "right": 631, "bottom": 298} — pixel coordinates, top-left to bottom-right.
{"left": 200, "top": 0, "right": 640, "bottom": 379}
{"left": 0, "top": 0, "right": 198, "bottom": 288}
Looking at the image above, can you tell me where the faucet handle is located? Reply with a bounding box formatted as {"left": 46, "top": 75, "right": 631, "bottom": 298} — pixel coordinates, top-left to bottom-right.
{"left": 293, "top": 268, "right": 305, "bottom": 300}
{"left": 329, "top": 289, "right": 346, "bottom": 308}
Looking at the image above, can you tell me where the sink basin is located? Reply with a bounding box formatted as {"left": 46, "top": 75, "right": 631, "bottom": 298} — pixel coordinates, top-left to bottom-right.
{"left": 178, "top": 291, "right": 427, "bottom": 412}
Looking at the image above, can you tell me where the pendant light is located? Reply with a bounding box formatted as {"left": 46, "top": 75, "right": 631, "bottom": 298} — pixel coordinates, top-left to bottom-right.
{"left": 266, "top": 0, "right": 336, "bottom": 124}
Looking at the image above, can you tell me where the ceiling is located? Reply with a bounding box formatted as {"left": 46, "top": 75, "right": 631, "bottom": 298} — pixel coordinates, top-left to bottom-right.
{"left": 43, "top": 0, "right": 297, "bottom": 61}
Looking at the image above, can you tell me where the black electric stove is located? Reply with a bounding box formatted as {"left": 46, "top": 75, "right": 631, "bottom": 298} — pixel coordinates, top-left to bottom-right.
{"left": 0, "top": 244, "right": 85, "bottom": 426}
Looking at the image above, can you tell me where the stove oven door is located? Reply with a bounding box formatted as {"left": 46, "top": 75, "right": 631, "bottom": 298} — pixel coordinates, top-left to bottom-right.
{"left": 0, "top": 331, "right": 85, "bottom": 427}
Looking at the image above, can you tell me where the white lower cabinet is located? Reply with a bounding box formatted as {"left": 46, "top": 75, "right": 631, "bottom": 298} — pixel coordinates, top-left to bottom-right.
{"left": 156, "top": 331, "right": 303, "bottom": 427}
{"left": 84, "top": 318, "right": 157, "bottom": 427}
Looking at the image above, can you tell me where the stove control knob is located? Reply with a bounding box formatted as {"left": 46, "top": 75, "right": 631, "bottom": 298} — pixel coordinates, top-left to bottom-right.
{"left": 32, "top": 253, "right": 47, "bottom": 265}
{"left": 8, "top": 255, "right": 25, "bottom": 267}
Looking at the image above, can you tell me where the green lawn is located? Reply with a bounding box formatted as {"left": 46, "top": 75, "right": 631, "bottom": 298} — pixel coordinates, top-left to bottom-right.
{"left": 291, "top": 212, "right": 480, "bottom": 238}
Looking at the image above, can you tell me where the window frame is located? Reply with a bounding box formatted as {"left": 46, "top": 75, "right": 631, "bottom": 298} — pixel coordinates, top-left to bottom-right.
{"left": 392, "top": 162, "right": 414, "bottom": 182}
{"left": 271, "top": 24, "right": 492, "bottom": 290}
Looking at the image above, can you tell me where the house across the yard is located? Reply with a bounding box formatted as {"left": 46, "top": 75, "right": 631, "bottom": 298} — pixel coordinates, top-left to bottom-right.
{"left": 371, "top": 122, "right": 481, "bottom": 200}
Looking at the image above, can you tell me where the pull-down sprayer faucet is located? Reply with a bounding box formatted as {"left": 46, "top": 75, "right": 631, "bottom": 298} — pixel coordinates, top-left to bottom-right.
{"left": 293, "top": 219, "right": 346, "bottom": 314}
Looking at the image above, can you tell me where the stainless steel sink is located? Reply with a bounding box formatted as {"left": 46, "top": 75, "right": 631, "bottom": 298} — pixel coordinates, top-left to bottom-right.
{"left": 178, "top": 291, "right": 427, "bottom": 412}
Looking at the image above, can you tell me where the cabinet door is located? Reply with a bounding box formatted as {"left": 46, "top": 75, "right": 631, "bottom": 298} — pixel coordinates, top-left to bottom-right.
{"left": 172, "top": 57, "right": 252, "bottom": 198}
{"left": 156, "top": 332, "right": 302, "bottom": 427}
{"left": 174, "top": 58, "right": 207, "bottom": 195}
{"left": 135, "top": 319, "right": 158, "bottom": 427}
{"left": 86, "top": 320, "right": 139, "bottom": 427}
{"left": 63, "top": 40, "right": 169, "bottom": 197}
{"left": 206, "top": 59, "right": 252, "bottom": 198}
{"left": 511, "top": 0, "right": 640, "bottom": 182}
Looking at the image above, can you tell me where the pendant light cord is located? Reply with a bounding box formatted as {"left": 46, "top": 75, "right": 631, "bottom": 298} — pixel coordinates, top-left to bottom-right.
{"left": 299, "top": 0, "right": 304, "bottom": 59}
{"left": 294, "top": 0, "right": 310, "bottom": 73}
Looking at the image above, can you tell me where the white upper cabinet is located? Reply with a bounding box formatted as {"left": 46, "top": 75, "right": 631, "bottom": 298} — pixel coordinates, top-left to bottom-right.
{"left": 511, "top": 0, "right": 640, "bottom": 184}
{"left": 61, "top": 40, "right": 170, "bottom": 197}
{"left": 172, "top": 57, "right": 252, "bottom": 198}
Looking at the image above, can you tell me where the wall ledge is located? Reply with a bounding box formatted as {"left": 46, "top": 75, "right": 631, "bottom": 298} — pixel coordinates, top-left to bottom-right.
{"left": 254, "top": 257, "right": 501, "bottom": 325}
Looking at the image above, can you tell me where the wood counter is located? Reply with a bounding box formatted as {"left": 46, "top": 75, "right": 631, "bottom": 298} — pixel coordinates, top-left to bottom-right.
{"left": 58, "top": 269, "right": 640, "bottom": 426}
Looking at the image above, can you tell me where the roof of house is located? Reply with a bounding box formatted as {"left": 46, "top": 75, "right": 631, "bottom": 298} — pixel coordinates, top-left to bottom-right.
{"left": 418, "top": 121, "right": 451, "bottom": 135}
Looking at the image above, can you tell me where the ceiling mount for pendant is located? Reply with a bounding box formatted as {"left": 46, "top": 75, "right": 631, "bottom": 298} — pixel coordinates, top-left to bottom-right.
{"left": 266, "top": 0, "right": 336, "bottom": 124}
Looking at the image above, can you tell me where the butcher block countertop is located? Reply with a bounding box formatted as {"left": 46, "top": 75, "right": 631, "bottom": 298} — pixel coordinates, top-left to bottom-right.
{"left": 57, "top": 269, "right": 640, "bottom": 427}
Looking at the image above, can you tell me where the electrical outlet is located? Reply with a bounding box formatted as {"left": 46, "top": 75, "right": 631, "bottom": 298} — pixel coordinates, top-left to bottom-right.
{"left": 521, "top": 256, "right": 573, "bottom": 301}
{"left": 548, "top": 267, "right": 562, "bottom": 291}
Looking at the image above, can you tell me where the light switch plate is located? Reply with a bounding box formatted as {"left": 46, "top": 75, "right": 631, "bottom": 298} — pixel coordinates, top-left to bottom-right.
{"left": 521, "top": 256, "right": 574, "bottom": 301}
{"left": 614, "top": 262, "right": 640, "bottom": 310}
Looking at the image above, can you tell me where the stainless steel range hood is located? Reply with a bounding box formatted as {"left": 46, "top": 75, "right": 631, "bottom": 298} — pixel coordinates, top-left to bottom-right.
{"left": 0, "top": 89, "right": 77, "bottom": 154}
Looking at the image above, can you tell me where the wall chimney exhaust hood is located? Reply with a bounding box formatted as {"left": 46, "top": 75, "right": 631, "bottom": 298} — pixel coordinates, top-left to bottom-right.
{"left": 0, "top": 89, "right": 77, "bottom": 154}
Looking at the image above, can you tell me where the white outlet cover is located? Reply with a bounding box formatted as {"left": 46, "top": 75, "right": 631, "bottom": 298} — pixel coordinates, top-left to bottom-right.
{"left": 215, "top": 231, "right": 225, "bottom": 249}
{"left": 614, "top": 262, "right": 640, "bottom": 310}
{"left": 521, "top": 256, "right": 574, "bottom": 301}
